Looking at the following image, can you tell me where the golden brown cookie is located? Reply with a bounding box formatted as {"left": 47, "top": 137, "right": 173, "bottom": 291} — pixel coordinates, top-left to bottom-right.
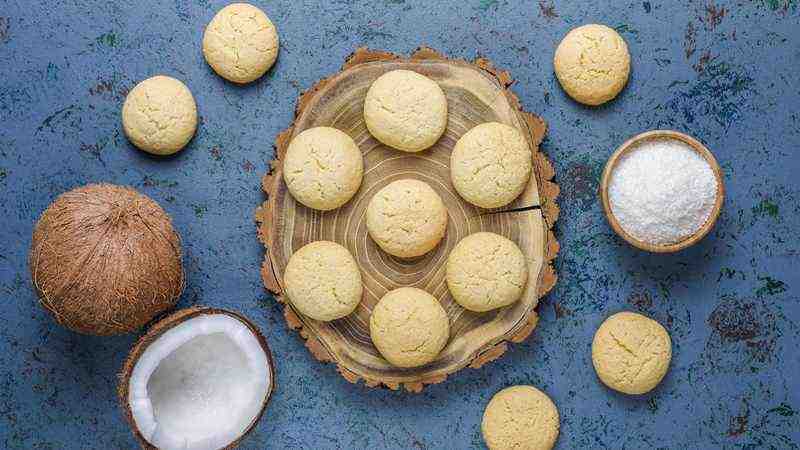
{"left": 482, "top": 385, "right": 560, "bottom": 450}
{"left": 202, "top": 3, "right": 279, "bottom": 84}
{"left": 283, "top": 241, "right": 363, "bottom": 322}
{"left": 446, "top": 232, "right": 528, "bottom": 312}
{"left": 366, "top": 179, "right": 448, "bottom": 258}
{"left": 122, "top": 76, "right": 197, "bottom": 155}
{"left": 369, "top": 287, "right": 450, "bottom": 368}
{"left": 592, "top": 311, "right": 672, "bottom": 394}
{"left": 283, "top": 127, "right": 364, "bottom": 211}
{"left": 554, "top": 24, "right": 631, "bottom": 106}
{"left": 363, "top": 69, "right": 448, "bottom": 152}
{"left": 450, "top": 122, "right": 532, "bottom": 209}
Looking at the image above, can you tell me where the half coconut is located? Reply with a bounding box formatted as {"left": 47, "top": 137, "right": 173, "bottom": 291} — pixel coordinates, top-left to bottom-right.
{"left": 119, "top": 308, "right": 274, "bottom": 450}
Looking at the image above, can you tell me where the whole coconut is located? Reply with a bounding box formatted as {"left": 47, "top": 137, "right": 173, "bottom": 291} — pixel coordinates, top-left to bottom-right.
{"left": 29, "top": 184, "right": 184, "bottom": 335}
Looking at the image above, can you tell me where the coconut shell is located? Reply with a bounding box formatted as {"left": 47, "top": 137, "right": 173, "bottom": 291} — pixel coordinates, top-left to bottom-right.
{"left": 118, "top": 307, "right": 275, "bottom": 450}
{"left": 29, "top": 183, "right": 184, "bottom": 335}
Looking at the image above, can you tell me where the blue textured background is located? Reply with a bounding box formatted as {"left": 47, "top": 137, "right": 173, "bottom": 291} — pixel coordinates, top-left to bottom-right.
{"left": 1, "top": 0, "right": 798, "bottom": 448}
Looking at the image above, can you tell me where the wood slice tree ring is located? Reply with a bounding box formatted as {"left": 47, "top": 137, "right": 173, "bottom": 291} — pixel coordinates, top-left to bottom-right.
{"left": 255, "top": 47, "right": 560, "bottom": 392}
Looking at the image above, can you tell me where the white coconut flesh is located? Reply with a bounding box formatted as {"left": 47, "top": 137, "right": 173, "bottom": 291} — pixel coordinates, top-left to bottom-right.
{"left": 128, "top": 314, "right": 271, "bottom": 450}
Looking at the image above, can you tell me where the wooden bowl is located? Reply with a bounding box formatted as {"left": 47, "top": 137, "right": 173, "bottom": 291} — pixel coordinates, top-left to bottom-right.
{"left": 255, "top": 47, "right": 560, "bottom": 392}
{"left": 600, "top": 130, "right": 724, "bottom": 253}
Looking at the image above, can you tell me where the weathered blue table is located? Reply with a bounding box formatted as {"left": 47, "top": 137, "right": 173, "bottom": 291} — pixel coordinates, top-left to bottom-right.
{"left": 1, "top": 1, "right": 798, "bottom": 448}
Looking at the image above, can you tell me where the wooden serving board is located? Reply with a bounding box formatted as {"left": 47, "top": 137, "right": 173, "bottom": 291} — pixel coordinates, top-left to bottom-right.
{"left": 255, "top": 47, "right": 559, "bottom": 392}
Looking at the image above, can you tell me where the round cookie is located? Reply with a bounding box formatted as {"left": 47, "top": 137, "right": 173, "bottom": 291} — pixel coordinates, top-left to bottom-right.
{"left": 283, "top": 127, "right": 364, "bottom": 211}
{"left": 446, "top": 232, "right": 528, "bottom": 312}
{"left": 283, "top": 241, "right": 363, "bottom": 322}
{"left": 202, "top": 3, "right": 279, "bottom": 84}
{"left": 482, "top": 385, "right": 560, "bottom": 450}
{"left": 121, "top": 75, "right": 197, "bottom": 155}
{"left": 366, "top": 179, "right": 448, "bottom": 258}
{"left": 553, "top": 23, "right": 631, "bottom": 106}
{"left": 363, "top": 69, "right": 448, "bottom": 152}
{"left": 592, "top": 311, "right": 672, "bottom": 394}
{"left": 369, "top": 287, "right": 449, "bottom": 368}
{"left": 450, "top": 122, "right": 532, "bottom": 209}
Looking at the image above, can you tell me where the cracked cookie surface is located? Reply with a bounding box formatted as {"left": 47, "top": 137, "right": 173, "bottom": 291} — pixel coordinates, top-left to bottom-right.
{"left": 363, "top": 69, "right": 448, "bottom": 152}
{"left": 446, "top": 232, "right": 528, "bottom": 312}
{"left": 284, "top": 241, "right": 363, "bottom": 322}
{"left": 369, "top": 287, "right": 449, "bottom": 368}
{"left": 121, "top": 75, "right": 197, "bottom": 155}
{"left": 450, "top": 122, "right": 532, "bottom": 209}
{"left": 482, "top": 385, "right": 560, "bottom": 450}
{"left": 366, "top": 179, "right": 448, "bottom": 258}
{"left": 283, "top": 127, "right": 364, "bottom": 211}
{"left": 592, "top": 311, "right": 672, "bottom": 394}
{"left": 554, "top": 24, "right": 630, "bottom": 106}
{"left": 202, "top": 3, "right": 279, "bottom": 84}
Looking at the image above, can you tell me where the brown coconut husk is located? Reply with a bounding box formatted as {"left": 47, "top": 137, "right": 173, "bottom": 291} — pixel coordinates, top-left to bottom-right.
{"left": 118, "top": 307, "right": 276, "bottom": 450}
{"left": 29, "top": 183, "right": 184, "bottom": 335}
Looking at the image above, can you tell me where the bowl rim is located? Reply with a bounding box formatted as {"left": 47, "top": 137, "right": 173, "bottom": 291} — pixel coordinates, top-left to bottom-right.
{"left": 599, "top": 129, "right": 725, "bottom": 253}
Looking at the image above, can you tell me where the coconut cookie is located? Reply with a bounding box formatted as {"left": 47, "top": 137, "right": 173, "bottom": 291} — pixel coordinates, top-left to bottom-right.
{"left": 554, "top": 24, "right": 631, "bottom": 106}
{"left": 592, "top": 311, "right": 672, "bottom": 394}
{"left": 446, "top": 232, "right": 528, "bottom": 312}
{"left": 283, "top": 241, "right": 363, "bottom": 322}
{"left": 203, "top": 3, "right": 279, "bottom": 84}
{"left": 283, "top": 127, "right": 364, "bottom": 211}
{"left": 482, "top": 385, "right": 560, "bottom": 450}
{"left": 122, "top": 76, "right": 198, "bottom": 155}
{"left": 450, "top": 122, "right": 532, "bottom": 209}
{"left": 366, "top": 179, "right": 448, "bottom": 258}
{"left": 370, "top": 287, "right": 449, "bottom": 368}
{"left": 363, "top": 69, "right": 448, "bottom": 152}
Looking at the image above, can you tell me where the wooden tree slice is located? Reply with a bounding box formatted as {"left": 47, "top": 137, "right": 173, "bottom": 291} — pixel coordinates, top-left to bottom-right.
{"left": 255, "top": 47, "right": 559, "bottom": 392}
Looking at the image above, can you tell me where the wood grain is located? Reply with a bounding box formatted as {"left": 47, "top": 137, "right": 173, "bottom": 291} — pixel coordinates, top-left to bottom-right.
{"left": 255, "top": 47, "right": 559, "bottom": 391}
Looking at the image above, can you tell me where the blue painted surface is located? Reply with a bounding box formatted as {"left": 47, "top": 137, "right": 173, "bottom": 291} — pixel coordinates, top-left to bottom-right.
{"left": 1, "top": 0, "right": 798, "bottom": 448}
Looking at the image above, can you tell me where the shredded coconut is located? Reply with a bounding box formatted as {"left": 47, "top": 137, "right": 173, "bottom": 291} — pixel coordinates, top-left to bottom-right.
{"left": 608, "top": 137, "right": 718, "bottom": 245}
